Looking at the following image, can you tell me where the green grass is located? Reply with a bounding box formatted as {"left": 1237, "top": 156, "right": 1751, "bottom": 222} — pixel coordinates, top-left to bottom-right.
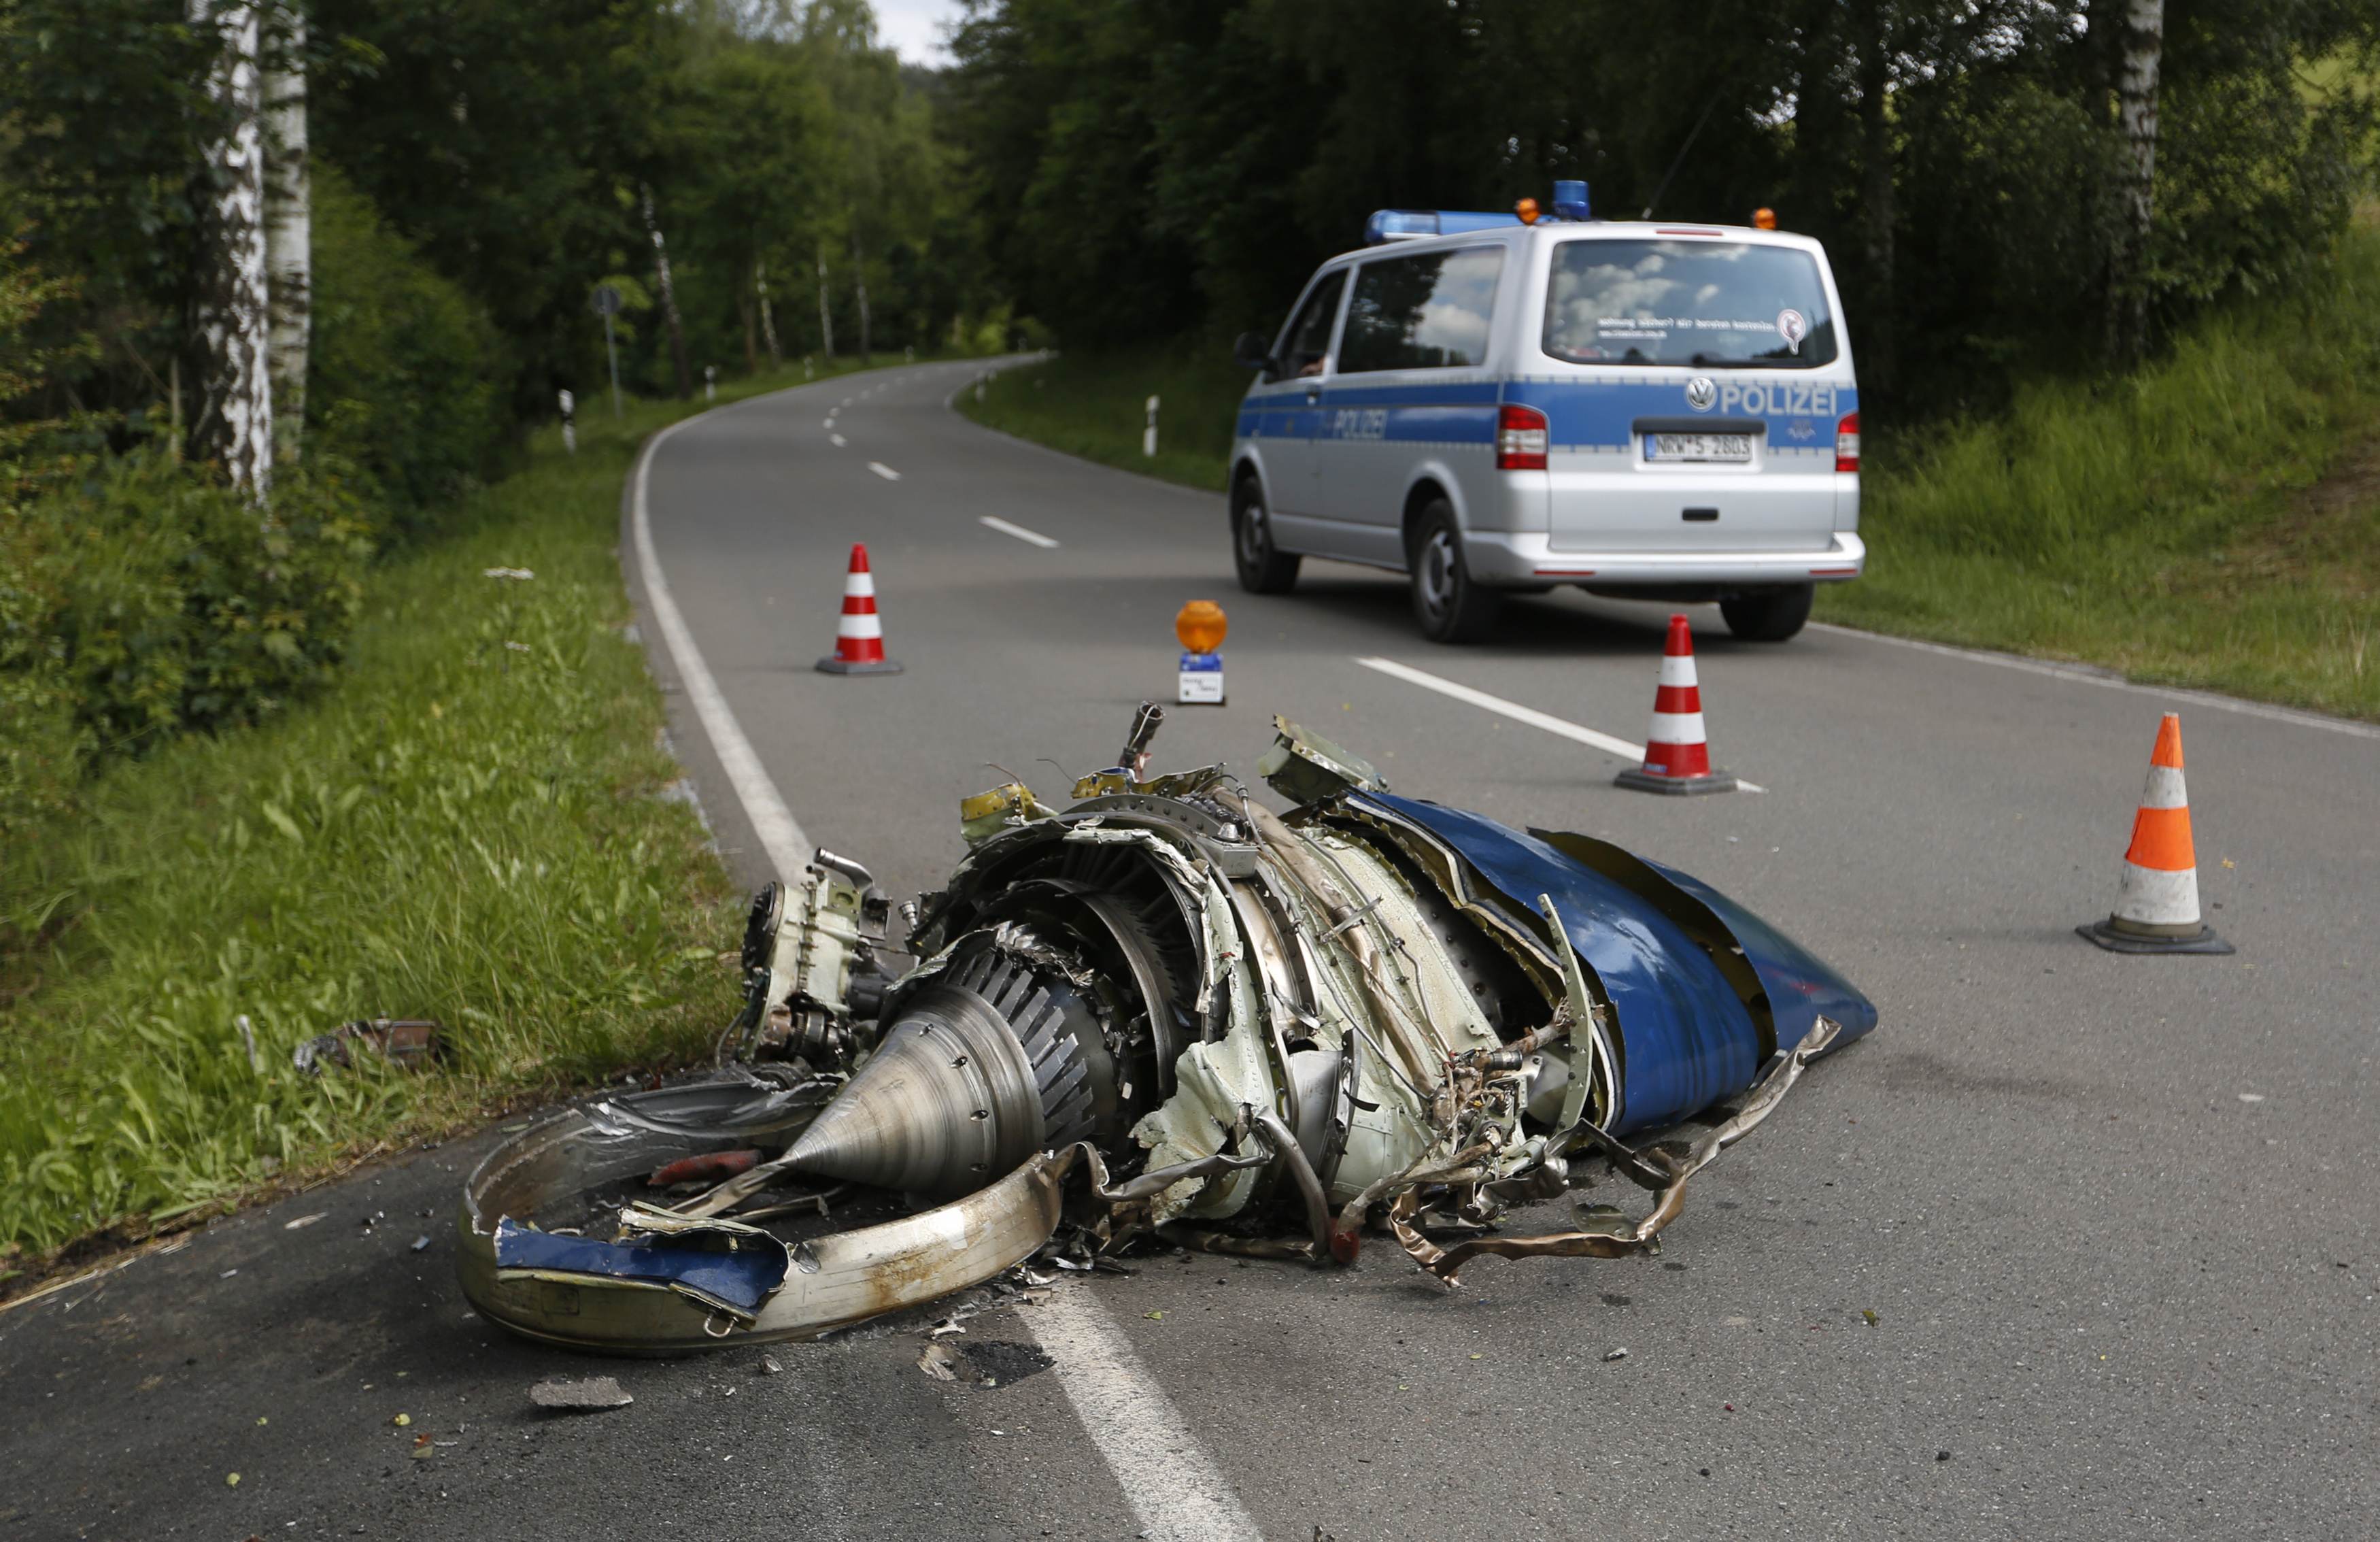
{"left": 962, "top": 237, "right": 2380, "bottom": 722}
{"left": 962, "top": 346, "right": 1250, "bottom": 491}
{"left": 0, "top": 355, "right": 934, "bottom": 1272}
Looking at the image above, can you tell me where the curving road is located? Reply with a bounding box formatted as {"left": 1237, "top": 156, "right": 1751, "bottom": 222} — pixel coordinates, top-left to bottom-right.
{"left": 6, "top": 359, "right": 2375, "bottom": 1541}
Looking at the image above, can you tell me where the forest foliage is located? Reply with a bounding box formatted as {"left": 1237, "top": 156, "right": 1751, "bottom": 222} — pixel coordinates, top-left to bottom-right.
{"left": 0, "top": 0, "right": 989, "bottom": 839}
{"left": 947, "top": 0, "right": 2379, "bottom": 413}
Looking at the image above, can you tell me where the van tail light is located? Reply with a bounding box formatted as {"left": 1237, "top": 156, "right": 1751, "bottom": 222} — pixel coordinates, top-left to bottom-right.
{"left": 1835, "top": 411, "right": 1860, "bottom": 473}
{"left": 1497, "top": 403, "right": 1549, "bottom": 471}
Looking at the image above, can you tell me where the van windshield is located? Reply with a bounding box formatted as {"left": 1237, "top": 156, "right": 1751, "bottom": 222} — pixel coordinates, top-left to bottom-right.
{"left": 1542, "top": 240, "right": 1837, "bottom": 368}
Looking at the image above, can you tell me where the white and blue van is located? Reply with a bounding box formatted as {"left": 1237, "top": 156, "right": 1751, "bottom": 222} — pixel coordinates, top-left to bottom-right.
{"left": 1228, "top": 182, "right": 1861, "bottom": 642}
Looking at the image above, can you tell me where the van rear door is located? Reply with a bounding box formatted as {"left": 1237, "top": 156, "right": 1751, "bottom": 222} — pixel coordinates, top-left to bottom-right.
{"left": 1525, "top": 236, "right": 1850, "bottom": 554}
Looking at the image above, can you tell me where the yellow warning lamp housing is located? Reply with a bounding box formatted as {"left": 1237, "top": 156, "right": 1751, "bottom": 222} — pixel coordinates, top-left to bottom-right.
{"left": 1176, "top": 600, "right": 1227, "bottom": 655}
{"left": 1514, "top": 197, "right": 1542, "bottom": 226}
{"left": 1752, "top": 207, "right": 1778, "bottom": 231}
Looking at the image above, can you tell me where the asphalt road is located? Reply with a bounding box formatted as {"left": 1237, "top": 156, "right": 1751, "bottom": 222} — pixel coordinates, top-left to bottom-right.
{"left": 7, "top": 360, "right": 2375, "bottom": 1541}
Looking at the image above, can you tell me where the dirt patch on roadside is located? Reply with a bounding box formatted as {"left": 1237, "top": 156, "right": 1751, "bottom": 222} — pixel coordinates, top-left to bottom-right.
{"left": 2177, "top": 432, "right": 2380, "bottom": 604}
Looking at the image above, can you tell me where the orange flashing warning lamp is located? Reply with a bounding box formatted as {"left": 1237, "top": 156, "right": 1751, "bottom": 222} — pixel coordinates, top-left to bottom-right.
{"left": 1752, "top": 207, "right": 1778, "bottom": 230}
{"left": 1514, "top": 197, "right": 1541, "bottom": 226}
{"left": 1176, "top": 600, "right": 1227, "bottom": 655}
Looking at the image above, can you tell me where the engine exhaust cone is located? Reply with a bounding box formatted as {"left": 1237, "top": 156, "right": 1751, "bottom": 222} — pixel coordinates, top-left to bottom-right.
{"left": 785, "top": 984, "right": 1048, "bottom": 1196}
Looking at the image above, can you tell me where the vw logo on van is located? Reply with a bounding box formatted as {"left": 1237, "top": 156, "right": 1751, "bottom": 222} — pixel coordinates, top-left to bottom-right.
{"left": 1684, "top": 376, "right": 1718, "bottom": 412}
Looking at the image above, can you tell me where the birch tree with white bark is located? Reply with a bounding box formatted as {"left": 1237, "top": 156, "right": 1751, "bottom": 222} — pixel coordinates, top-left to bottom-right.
{"left": 264, "top": 3, "right": 309, "bottom": 463}
{"left": 188, "top": 0, "right": 275, "bottom": 498}
{"left": 2111, "top": 0, "right": 2164, "bottom": 365}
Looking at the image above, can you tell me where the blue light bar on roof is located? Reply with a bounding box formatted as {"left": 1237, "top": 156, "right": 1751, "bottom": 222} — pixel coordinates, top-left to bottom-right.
{"left": 1363, "top": 209, "right": 1525, "bottom": 245}
{"left": 1552, "top": 180, "right": 1591, "bottom": 221}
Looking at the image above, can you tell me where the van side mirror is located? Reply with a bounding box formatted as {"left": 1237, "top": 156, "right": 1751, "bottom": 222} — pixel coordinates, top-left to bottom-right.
{"left": 1233, "top": 331, "right": 1275, "bottom": 376}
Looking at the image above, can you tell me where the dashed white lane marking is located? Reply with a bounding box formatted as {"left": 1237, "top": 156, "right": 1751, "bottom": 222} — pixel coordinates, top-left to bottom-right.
{"left": 823, "top": 416, "right": 834, "bottom": 427}
{"left": 1027, "top": 1287, "right": 1263, "bottom": 1542}
{"left": 632, "top": 395, "right": 1258, "bottom": 1542}
{"left": 1809, "top": 622, "right": 2380, "bottom": 742}
{"left": 1353, "top": 656, "right": 1765, "bottom": 792}
{"left": 629, "top": 415, "right": 812, "bottom": 879}
{"left": 830, "top": 433, "right": 845, "bottom": 448}
{"left": 979, "top": 516, "right": 1059, "bottom": 548}
{"left": 868, "top": 462, "right": 900, "bottom": 481}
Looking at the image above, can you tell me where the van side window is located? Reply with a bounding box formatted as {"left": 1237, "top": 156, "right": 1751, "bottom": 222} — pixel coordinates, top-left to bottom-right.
{"left": 1339, "top": 246, "right": 1505, "bottom": 373}
{"left": 1276, "top": 271, "right": 1348, "bottom": 380}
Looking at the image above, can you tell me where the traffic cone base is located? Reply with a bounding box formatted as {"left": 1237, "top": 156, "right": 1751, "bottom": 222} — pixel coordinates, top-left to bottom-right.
{"left": 2076, "top": 916, "right": 2232, "bottom": 955}
{"left": 1616, "top": 614, "right": 1741, "bottom": 795}
{"left": 1616, "top": 763, "right": 1738, "bottom": 796}
{"left": 2077, "top": 712, "right": 2230, "bottom": 955}
{"left": 816, "top": 543, "right": 904, "bottom": 675}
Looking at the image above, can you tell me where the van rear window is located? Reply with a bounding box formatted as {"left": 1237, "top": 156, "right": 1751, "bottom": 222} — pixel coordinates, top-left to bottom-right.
{"left": 1542, "top": 240, "right": 1837, "bottom": 368}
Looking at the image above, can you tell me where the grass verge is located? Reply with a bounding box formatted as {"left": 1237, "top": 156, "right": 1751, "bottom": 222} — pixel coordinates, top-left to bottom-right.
{"left": 962, "top": 235, "right": 2380, "bottom": 721}
{"left": 0, "top": 355, "right": 934, "bottom": 1278}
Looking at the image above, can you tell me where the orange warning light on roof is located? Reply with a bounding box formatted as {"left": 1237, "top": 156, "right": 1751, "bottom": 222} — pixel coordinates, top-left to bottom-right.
{"left": 1752, "top": 207, "right": 1778, "bottom": 230}
{"left": 1176, "top": 600, "right": 1227, "bottom": 654}
{"left": 1514, "top": 197, "right": 1541, "bottom": 226}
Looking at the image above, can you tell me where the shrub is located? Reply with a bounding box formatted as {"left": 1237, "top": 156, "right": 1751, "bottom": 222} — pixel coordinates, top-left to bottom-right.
{"left": 307, "top": 163, "right": 508, "bottom": 528}
{"left": 6, "top": 450, "right": 374, "bottom": 761}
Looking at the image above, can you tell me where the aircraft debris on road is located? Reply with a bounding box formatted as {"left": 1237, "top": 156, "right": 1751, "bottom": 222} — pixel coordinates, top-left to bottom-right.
{"left": 457, "top": 708, "right": 1876, "bottom": 1351}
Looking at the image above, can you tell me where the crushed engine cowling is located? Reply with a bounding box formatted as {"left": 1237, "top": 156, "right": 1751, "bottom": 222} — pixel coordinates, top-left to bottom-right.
{"left": 456, "top": 710, "right": 1877, "bottom": 1349}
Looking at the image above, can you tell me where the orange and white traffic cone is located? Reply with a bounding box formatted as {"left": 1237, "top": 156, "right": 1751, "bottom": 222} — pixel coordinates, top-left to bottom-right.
{"left": 1616, "top": 614, "right": 1737, "bottom": 795}
{"left": 2077, "top": 713, "right": 2231, "bottom": 954}
{"left": 815, "top": 543, "right": 904, "bottom": 675}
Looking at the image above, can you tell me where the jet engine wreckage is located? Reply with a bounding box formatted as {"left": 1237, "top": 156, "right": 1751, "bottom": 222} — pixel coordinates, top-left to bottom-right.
{"left": 457, "top": 709, "right": 1877, "bottom": 1352}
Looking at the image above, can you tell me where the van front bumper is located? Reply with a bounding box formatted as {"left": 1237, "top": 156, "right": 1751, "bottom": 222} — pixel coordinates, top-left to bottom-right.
{"left": 1463, "top": 531, "right": 1866, "bottom": 590}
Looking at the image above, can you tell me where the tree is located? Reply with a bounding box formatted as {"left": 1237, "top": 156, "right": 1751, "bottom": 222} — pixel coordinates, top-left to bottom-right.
{"left": 2110, "top": 0, "right": 2165, "bottom": 365}
{"left": 188, "top": 0, "right": 274, "bottom": 497}
{"left": 264, "top": 1, "right": 309, "bottom": 461}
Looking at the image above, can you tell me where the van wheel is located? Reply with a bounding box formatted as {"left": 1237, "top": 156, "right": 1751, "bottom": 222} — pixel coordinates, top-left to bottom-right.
{"left": 1231, "top": 475, "right": 1299, "bottom": 594}
{"left": 1719, "top": 583, "right": 1814, "bottom": 642}
{"left": 1409, "top": 500, "right": 1499, "bottom": 643}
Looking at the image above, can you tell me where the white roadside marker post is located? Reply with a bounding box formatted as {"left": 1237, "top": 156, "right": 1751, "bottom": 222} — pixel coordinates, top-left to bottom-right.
{"left": 558, "top": 389, "right": 575, "bottom": 455}
{"left": 704, "top": 363, "right": 715, "bottom": 402}
{"left": 1144, "top": 395, "right": 1159, "bottom": 458}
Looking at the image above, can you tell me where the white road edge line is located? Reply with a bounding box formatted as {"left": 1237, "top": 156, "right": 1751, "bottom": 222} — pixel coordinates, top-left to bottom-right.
{"left": 629, "top": 395, "right": 1260, "bottom": 1542}
{"left": 979, "top": 515, "right": 1059, "bottom": 548}
{"left": 1353, "top": 656, "right": 1766, "bottom": 792}
{"left": 1028, "top": 1287, "right": 1265, "bottom": 1542}
{"left": 868, "top": 461, "right": 900, "bottom": 481}
{"left": 632, "top": 416, "right": 813, "bottom": 881}
{"left": 1809, "top": 622, "right": 2380, "bottom": 742}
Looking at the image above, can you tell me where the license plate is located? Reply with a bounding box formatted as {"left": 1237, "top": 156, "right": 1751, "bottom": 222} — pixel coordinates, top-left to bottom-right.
{"left": 1648, "top": 433, "right": 1752, "bottom": 463}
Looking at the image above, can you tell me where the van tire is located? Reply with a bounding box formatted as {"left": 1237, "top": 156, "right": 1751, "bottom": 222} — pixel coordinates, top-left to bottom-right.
{"left": 1719, "top": 583, "right": 1814, "bottom": 642}
{"left": 1409, "top": 500, "right": 1499, "bottom": 643}
{"left": 1231, "top": 475, "right": 1300, "bottom": 594}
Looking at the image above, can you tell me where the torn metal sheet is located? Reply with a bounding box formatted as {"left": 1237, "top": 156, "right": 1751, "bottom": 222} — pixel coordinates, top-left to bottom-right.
{"left": 457, "top": 708, "right": 1877, "bottom": 1352}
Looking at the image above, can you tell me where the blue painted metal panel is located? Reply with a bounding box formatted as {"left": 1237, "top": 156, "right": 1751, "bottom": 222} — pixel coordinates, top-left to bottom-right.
{"left": 494, "top": 1219, "right": 788, "bottom": 1317}
{"left": 1318, "top": 380, "right": 1504, "bottom": 409}
{"left": 1359, "top": 794, "right": 1763, "bottom": 1133}
{"left": 1501, "top": 377, "right": 1858, "bottom": 450}
{"left": 1636, "top": 856, "right": 1879, "bottom": 1050}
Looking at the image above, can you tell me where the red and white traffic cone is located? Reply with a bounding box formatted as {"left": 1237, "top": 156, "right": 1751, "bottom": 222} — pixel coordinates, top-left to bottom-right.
{"left": 2077, "top": 713, "right": 2231, "bottom": 954}
{"left": 1616, "top": 614, "right": 1737, "bottom": 795}
{"left": 815, "top": 543, "right": 904, "bottom": 675}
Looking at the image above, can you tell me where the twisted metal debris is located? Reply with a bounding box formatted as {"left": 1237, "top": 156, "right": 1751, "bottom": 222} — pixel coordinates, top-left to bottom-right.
{"left": 457, "top": 709, "right": 1876, "bottom": 1350}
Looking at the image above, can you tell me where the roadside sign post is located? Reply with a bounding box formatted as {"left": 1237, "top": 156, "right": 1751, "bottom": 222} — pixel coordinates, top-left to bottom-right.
{"left": 591, "top": 284, "right": 624, "bottom": 418}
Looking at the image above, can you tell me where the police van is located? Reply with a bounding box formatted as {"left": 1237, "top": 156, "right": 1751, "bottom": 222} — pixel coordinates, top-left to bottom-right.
{"left": 1228, "top": 182, "right": 1860, "bottom": 643}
